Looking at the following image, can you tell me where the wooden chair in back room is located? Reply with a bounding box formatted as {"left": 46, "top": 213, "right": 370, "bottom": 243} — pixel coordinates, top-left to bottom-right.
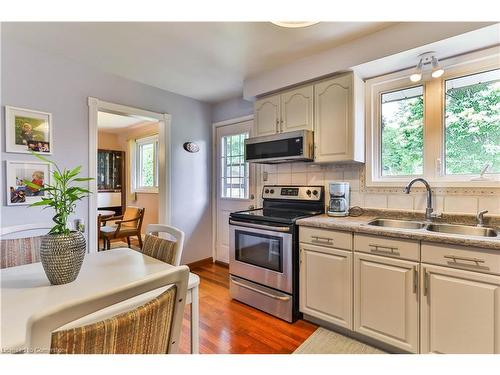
{"left": 99, "top": 207, "right": 145, "bottom": 250}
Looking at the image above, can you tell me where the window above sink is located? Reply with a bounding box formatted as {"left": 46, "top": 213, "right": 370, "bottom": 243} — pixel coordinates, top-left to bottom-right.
{"left": 366, "top": 46, "right": 500, "bottom": 188}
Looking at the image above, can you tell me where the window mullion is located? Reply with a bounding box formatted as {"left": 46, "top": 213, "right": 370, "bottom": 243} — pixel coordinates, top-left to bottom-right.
{"left": 423, "top": 79, "right": 443, "bottom": 180}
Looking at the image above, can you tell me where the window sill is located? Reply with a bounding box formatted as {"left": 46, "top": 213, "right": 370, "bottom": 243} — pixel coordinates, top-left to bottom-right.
{"left": 132, "top": 189, "right": 159, "bottom": 194}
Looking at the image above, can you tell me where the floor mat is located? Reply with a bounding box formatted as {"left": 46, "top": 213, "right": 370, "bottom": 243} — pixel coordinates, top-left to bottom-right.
{"left": 293, "top": 327, "right": 386, "bottom": 354}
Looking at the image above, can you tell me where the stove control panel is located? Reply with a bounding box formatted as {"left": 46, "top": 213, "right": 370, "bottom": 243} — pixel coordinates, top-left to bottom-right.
{"left": 262, "top": 185, "right": 323, "bottom": 201}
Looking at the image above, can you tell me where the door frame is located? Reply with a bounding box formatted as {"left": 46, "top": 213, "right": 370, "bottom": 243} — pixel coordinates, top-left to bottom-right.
{"left": 211, "top": 115, "right": 254, "bottom": 263}
{"left": 88, "top": 97, "right": 172, "bottom": 252}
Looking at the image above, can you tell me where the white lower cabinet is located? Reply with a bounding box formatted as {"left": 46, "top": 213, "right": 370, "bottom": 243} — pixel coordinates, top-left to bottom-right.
{"left": 353, "top": 252, "right": 419, "bottom": 353}
{"left": 300, "top": 243, "right": 352, "bottom": 329}
{"left": 420, "top": 264, "right": 500, "bottom": 354}
{"left": 299, "top": 227, "right": 500, "bottom": 354}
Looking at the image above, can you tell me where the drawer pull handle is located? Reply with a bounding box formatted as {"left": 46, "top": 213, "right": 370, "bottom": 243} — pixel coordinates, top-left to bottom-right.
{"left": 413, "top": 266, "right": 418, "bottom": 294}
{"left": 231, "top": 277, "right": 290, "bottom": 301}
{"left": 369, "top": 243, "right": 400, "bottom": 255}
{"left": 423, "top": 268, "right": 429, "bottom": 297}
{"left": 311, "top": 236, "right": 333, "bottom": 244}
{"left": 444, "top": 255, "right": 485, "bottom": 265}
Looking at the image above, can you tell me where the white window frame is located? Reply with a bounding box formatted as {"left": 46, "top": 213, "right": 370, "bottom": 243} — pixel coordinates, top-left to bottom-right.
{"left": 220, "top": 132, "right": 250, "bottom": 200}
{"left": 131, "top": 134, "right": 159, "bottom": 193}
{"left": 366, "top": 46, "right": 500, "bottom": 187}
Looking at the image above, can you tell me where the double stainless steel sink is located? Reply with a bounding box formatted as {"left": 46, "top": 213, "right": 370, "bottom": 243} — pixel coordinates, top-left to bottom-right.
{"left": 367, "top": 218, "right": 498, "bottom": 238}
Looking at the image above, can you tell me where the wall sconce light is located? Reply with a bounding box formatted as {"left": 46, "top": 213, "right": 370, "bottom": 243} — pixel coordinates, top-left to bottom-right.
{"left": 183, "top": 142, "right": 200, "bottom": 153}
{"left": 409, "top": 52, "right": 444, "bottom": 82}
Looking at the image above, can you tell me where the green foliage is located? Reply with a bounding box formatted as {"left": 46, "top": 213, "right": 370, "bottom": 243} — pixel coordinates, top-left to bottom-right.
{"left": 381, "top": 78, "right": 499, "bottom": 177}
{"left": 381, "top": 95, "right": 424, "bottom": 176}
{"left": 140, "top": 143, "right": 154, "bottom": 186}
{"left": 445, "top": 81, "right": 500, "bottom": 174}
{"left": 24, "top": 153, "right": 93, "bottom": 235}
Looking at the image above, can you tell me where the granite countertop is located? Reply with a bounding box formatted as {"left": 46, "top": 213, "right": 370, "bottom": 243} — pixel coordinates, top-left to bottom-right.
{"left": 296, "top": 210, "right": 500, "bottom": 251}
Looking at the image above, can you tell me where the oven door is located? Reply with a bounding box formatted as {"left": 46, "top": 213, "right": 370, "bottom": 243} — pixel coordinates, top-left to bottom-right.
{"left": 229, "top": 219, "right": 293, "bottom": 294}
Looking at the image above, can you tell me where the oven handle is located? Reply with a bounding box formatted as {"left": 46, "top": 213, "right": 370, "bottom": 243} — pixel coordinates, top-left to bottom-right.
{"left": 230, "top": 277, "right": 291, "bottom": 301}
{"left": 229, "top": 219, "right": 290, "bottom": 232}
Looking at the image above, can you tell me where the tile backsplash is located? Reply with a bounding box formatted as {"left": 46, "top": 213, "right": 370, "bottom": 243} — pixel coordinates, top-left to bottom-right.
{"left": 256, "top": 163, "right": 500, "bottom": 215}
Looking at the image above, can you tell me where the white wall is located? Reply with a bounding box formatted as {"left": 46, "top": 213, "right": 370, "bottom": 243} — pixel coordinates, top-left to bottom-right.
{"left": 1, "top": 29, "right": 213, "bottom": 264}
{"left": 212, "top": 96, "right": 253, "bottom": 123}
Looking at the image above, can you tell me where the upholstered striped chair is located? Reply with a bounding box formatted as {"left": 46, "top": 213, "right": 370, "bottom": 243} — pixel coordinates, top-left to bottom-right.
{"left": 0, "top": 224, "right": 51, "bottom": 269}
{"left": 27, "top": 265, "right": 189, "bottom": 354}
{"left": 140, "top": 224, "right": 185, "bottom": 266}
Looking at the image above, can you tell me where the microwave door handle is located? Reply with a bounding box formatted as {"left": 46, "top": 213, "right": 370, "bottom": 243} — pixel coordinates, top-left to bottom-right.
{"left": 229, "top": 219, "right": 290, "bottom": 232}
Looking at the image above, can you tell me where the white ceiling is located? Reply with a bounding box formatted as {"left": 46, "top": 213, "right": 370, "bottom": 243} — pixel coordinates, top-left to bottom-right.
{"left": 97, "top": 111, "right": 144, "bottom": 131}
{"left": 3, "top": 22, "right": 394, "bottom": 103}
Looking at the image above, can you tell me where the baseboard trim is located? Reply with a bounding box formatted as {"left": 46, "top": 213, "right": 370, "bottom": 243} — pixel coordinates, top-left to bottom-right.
{"left": 187, "top": 257, "right": 213, "bottom": 269}
{"left": 214, "top": 260, "right": 229, "bottom": 268}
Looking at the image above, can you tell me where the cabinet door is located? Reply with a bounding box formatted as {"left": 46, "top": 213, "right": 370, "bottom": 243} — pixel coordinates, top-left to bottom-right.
{"left": 314, "top": 74, "right": 352, "bottom": 162}
{"left": 354, "top": 253, "right": 419, "bottom": 353}
{"left": 281, "top": 86, "right": 314, "bottom": 133}
{"left": 254, "top": 95, "right": 280, "bottom": 136}
{"left": 421, "top": 264, "right": 500, "bottom": 354}
{"left": 300, "top": 243, "right": 352, "bottom": 329}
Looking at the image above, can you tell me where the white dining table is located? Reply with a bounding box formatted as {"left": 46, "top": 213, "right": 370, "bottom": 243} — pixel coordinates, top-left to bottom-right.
{"left": 0, "top": 248, "right": 200, "bottom": 354}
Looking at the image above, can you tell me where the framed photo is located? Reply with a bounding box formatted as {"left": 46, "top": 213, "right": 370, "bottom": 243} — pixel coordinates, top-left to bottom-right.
{"left": 6, "top": 161, "right": 51, "bottom": 206}
{"left": 5, "top": 106, "right": 53, "bottom": 154}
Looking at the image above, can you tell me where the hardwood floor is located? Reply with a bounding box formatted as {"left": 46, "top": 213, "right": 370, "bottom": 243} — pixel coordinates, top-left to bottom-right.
{"left": 178, "top": 262, "right": 318, "bottom": 354}
{"left": 108, "top": 238, "right": 317, "bottom": 353}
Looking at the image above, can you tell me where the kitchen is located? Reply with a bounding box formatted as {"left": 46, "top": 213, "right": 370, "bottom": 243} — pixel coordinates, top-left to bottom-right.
{"left": 0, "top": 5, "right": 499, "bottom": 373}
{"left": 223, "top": 54, "right": 500, "bottom": 354}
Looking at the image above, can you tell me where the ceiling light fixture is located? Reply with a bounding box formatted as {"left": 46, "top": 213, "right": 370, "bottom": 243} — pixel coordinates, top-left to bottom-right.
{"left": 410, "top": 58, "right": 423, "bottom": 82}
{"left": 409, "top": 52, "right": 445, "bottom": 82}
{"left": 270, "top": 22, "right": 320, "bottom": 28}
{"left": 431, "top": 56, "right": 444, "bottom": 78}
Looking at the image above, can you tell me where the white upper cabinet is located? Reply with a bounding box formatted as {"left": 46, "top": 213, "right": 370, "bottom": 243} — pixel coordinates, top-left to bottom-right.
{"left": 314, "top": 72, "right": 364, "bottom": 163}
{"left": 254, "top": 85, "right": 313, "bottom": 137}
{"left": 281, "top": 86, "right": 314, "bottom": 133}
{"left": 421, "top": 264, "right": 500, "bottom": 354}
{"left": 254, "top": 95, "right": 280, "bottom": 137}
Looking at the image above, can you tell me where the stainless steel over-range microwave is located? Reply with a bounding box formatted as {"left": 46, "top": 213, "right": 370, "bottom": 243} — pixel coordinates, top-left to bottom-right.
{"left": 244, "top": 130, "right": 314, "bottom": 164}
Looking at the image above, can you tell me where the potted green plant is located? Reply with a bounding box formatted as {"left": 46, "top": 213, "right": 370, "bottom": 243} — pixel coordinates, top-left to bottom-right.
{"left": 24, "top": 153, "right": 92, "bottom": 285}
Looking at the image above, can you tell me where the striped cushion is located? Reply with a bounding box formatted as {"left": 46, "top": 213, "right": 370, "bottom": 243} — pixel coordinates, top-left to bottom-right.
{"left": 0, "top": 236, "right": 42, "bottom": 269}
{"left": 51, "top": 286, "right": 177, "bottom": 354}
{"left": 140, "top": 234, "right": 176, "bottom": 265}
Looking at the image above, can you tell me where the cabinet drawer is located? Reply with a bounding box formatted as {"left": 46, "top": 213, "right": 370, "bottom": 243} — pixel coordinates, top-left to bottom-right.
{"left": 354, "top": 233, "right": 420, "bottom": 261}
{"left": 421, "top": 242, "right": 500, "bottom": 276}
{"left": 300, "top": 227, "right": 352, "bottom": 250}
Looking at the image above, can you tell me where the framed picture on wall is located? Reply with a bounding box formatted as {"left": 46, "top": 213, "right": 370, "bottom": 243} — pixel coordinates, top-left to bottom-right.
{"left": 6, "top": 161, "right": 51, "bottom": 206}
{"left": 5, "top": 106, "right": 53, "bottom": 154}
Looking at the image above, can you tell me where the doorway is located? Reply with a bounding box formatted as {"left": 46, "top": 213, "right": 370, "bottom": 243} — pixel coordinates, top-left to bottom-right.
{"left": 214, "top": 118, "right": 256, "bottom": 263}
{"left": 88, "top": 98, "right": 171, "bottom": 252}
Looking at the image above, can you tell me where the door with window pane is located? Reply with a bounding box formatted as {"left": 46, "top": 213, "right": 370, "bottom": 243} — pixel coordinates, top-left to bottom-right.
{"left": 216, "top": 120, "right": 255, "bottom": 263}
